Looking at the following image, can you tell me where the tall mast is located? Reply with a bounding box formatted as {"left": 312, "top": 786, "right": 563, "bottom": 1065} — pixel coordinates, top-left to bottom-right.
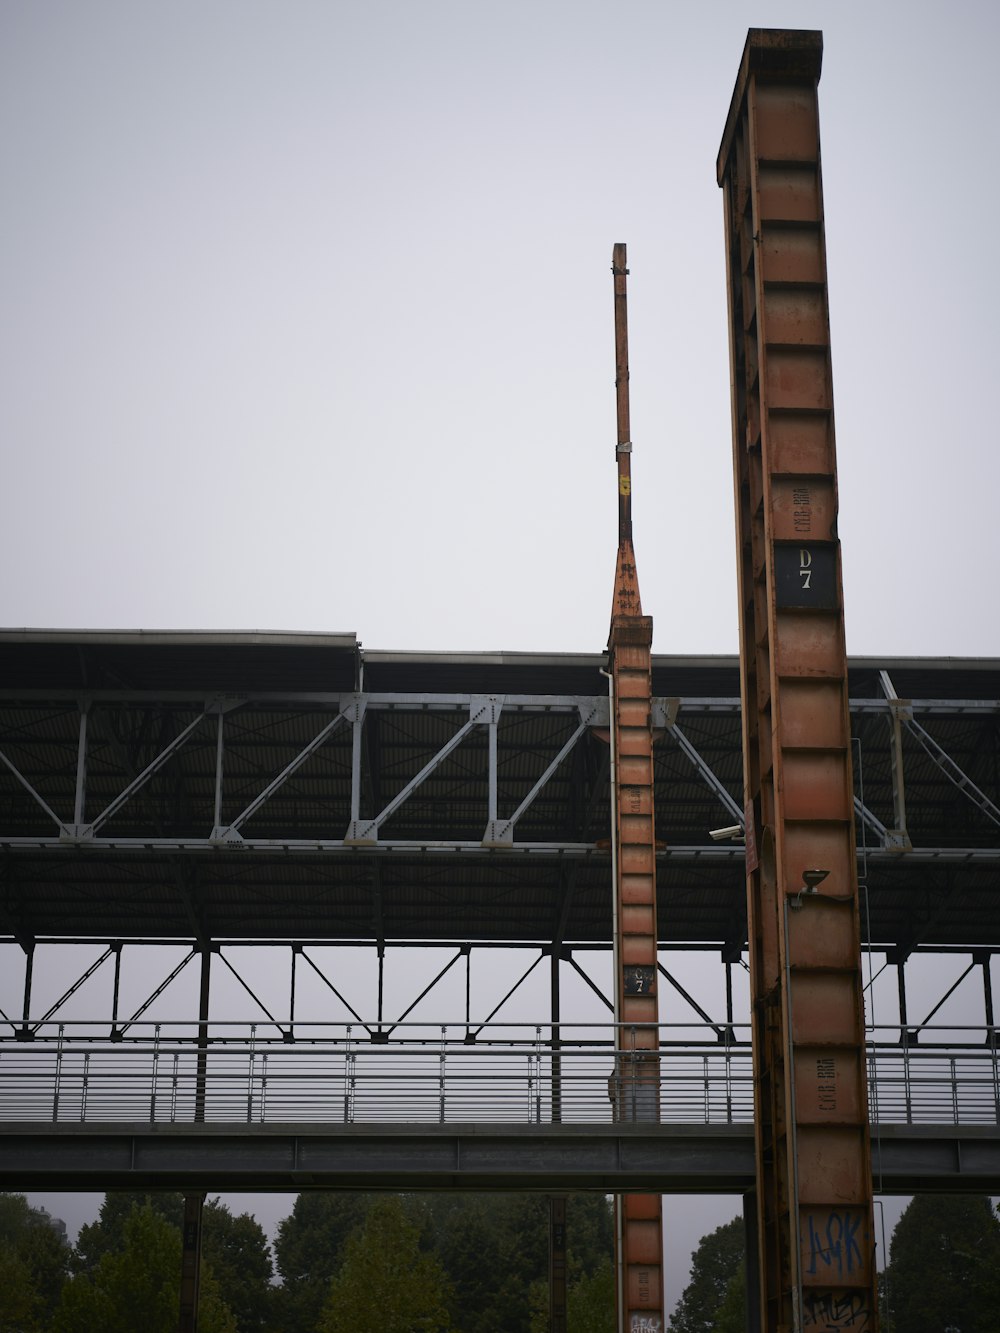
{"left": 607, "top": 243, "right": 665, "bottom": 1333}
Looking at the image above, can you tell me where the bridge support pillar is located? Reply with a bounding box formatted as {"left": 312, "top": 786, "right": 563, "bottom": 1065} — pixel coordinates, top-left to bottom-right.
{"left": 178, "top": 1192, "right": 205, "bottom": 1333}
{"left": 718, "top": 28, "right": 879, "bottom": 1332}
{"left": 549, "top": 1195, "right": 568, "bottom": 1333}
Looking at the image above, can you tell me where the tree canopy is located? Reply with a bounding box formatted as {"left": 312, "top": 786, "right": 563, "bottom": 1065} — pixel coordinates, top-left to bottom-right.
{"left": 883, "top": 1194, "right": 1000, "bottom": 1333}
{"left": 0, "top": 1193, "right": 72, "bottom": 1333}
{"left": 669, "top": 1216, "right": 744, "bottom": 1333}
{"left": 317, "top": 1196, "right": 454, "bottom": 1333}
{"left": 273, "top": 1191, "right": 614, "bottom": 1333}
{"left": 52, "top": 1202, "right": 236, "bottom": 1333}
{"left": 72, "top": 1191, "right": 274, "bottom": 1330}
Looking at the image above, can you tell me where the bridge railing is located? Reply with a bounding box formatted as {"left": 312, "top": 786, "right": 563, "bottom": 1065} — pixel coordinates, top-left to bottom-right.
{"left": 0, "top": 1021, "right": 996, "bottom": 1127}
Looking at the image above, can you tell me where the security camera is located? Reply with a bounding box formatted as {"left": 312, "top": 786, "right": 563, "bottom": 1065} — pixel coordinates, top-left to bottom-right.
{"left": 709, "top": 825, "right": 744, "bottom": 842}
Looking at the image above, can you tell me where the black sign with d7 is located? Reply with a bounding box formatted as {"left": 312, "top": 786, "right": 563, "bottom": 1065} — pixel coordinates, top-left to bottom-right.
{"left": 773, "top": 544, "right": 838, "bottom": 609}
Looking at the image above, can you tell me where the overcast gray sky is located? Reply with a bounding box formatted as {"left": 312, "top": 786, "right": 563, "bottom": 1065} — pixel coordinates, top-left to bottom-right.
{"left": 5, "top": 0, "right": 999, "bottom": 1314}
{"left": 3, "top": 0, "right": 998, "bottom": 657}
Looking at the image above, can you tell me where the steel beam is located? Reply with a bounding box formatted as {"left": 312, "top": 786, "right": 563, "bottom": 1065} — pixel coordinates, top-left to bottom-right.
{"left": 0, "top": 1122, "right": 997, "bottom": 1194}
{"left": 719, "top": 30, "right": 878, "bottom": 1333}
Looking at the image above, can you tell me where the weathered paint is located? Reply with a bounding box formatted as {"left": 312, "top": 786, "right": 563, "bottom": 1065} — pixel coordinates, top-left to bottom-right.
{"left": 609, "top": 243, "right": 665, "bottom": 1333}
{"left": 717, "top": 30, "right": 879, "bottom": 1333}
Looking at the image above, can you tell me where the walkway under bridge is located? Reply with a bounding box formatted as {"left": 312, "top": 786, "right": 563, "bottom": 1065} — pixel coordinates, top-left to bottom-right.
{"left": 2, "top": 1020, "right": 998, "bottom": 1195}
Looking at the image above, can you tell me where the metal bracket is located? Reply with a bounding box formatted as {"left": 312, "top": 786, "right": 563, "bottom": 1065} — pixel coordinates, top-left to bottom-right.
{"left": 470, "top": 696, "right": 503, "bottom": 725}
{"left": 59, "top": 824, "right": 93, "bottom": 841}
{"left": 882, "top": 829, "right": 912, "bottom": 854}
{"left": 345, "top": 819, "right": 379, "bottom": 846}
{"left": 482, "top": 820, "right": 514, "bottom": 848}
{"left": 209, "top": 827, "right": 247, "bottom": 846}
{"left": 203, "top": 695, "right": 246, "bottom": 716}
{"left": 341, "top": 695, "right": 367, "bottom": 725}
{"left": 651, "top": 697, "right": 680, "bottom": 730}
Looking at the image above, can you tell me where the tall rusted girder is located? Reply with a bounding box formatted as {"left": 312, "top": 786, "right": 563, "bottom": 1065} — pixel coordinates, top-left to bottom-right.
{"left": 718, "top": 31, "right": 878, "bottom": 1333}
{"left": 608, "top": 243, "right": 664, "bottom": 1333}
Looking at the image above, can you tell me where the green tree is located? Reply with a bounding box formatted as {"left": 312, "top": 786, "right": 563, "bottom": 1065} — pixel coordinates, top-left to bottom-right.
{"left": 669, "top": 1216, "right": 744, "bottom": 1333}
{"left": 713, "top": 1262, "right": 746, "bottom": 1333}
{"left": 317, "top": 1196, "right": 454, "bottom": 1333}
{"left": 567, "top": 1256, "right": 615, "bottom": 1333}
{"left": 0, "top": 1242, "right": 43, "bottom": 1332}
{"left": 273, "top": 1191, "right": 613, "bottom": 1333}
{"left": 202, "top": 1199, "right": 275, "bottom": 1332}
{"left": 273, "top": 1192, "right": 376, "bottom": 1331}
{"left": 0, "top": 1192, "right": 72, "bottom": 1330}
{"left": 74, "top": 1191, "right": 274, "bottom": 1329}
{"left": 74, "top": 1191, "right": 183, "bottom": 1274}
{"left": 53, "top": 1203, "right": 236, "bottom": 1333}
{"left": 420, "top": 1193, "right": 613, "bottom": 1333}
{"left": 884, "top": 1194, "right": 1000, "bottom": 1333}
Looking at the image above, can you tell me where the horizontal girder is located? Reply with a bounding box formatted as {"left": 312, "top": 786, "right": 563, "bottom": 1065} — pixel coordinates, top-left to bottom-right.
{"left": 0, "top": 1122, "right": 996, "bottom": 1195}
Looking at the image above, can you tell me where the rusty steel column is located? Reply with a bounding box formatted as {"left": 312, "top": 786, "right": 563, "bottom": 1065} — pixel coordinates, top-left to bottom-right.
{"left": 178, "top": 1192, "right": 205, "bottom": 1333}
{"left": 608, "top": 242, "right": 664, "bottom": 1333}
{"left": 717, "top": 31, "right": 878, "bottom": 1333}
{"left": 549, "top": 1195, "right": 568, "bottom": 1333}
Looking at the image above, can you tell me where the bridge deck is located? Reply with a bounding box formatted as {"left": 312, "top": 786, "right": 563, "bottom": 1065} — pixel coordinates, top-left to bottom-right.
{"left": 1, "top": 1121, "right": 997, "bottom": 1195}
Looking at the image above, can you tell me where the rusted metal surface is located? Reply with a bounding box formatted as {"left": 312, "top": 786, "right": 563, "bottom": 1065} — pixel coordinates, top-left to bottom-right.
{"left": 178, "top": 1191, "right": 205, "bottom": 1333}
{"left": 608, "top": 243, "right": 664, "bottom": 1333}
{"left": 549, "top": 1195, "right": 568, "bottom": 1333}
{"left": 718, "top": 31, "right": 879, "bottom": 1333}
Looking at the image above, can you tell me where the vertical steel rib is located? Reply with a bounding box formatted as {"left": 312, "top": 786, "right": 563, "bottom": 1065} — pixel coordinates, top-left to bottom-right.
{"left": 608, "top": 242, "right": 664, "bottom": 1333}
{"left": 718, "top": 30, "right": 878, "bottom": 1333}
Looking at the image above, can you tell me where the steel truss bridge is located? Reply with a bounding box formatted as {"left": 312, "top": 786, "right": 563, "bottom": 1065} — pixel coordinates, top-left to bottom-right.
{"left": 1, "top": 632, "right": 999, "bottom": 1194}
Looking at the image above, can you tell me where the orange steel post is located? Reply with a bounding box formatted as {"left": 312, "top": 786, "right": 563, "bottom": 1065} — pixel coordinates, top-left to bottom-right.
{"left": 717, "top": 31, "right": 878, "bottom": 1333}
{"left": 608, "top": 243, "right": 664, "bottom": 1333}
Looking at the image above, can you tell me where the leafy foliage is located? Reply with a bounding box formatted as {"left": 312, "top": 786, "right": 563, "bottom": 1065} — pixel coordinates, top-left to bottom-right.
{"left": 883, "top": 1194, "right": 1000, "bottom": 1333}
{"left": 0, "top": 1192, "right": 72, "bottom": 1331}
{"left": 52, "top": 1202, "right": 236, "bottom": 1333}
{"left": 275, "top": 1191, "right": 613, "bottom": 1333}
{"left": 669, "top": 1216, "right": 744, "bottom": 1333}
{"left": 566, "top": 1255, "right": 615, "bottom": 1333}
{"left": 417, "top": 1193, "right": 614, "bottom": 1333}
{"left": 74, "top": 1191, "right": 274, "bottom": 1329}
{"left": 74, "top": 1191, "right": 183, "bottom": 1274}
{"left": 713, "top": 1261, "right": 746, "bottom": 1333}
{"left": 202, "top": 1199, "right": 275, "bottom": 1332}
{"left": 316, "top": 1196, "right": 454, "bottom": 1333}
{"left": 273, "top": 1191, "right": 377, "bottom": 1330}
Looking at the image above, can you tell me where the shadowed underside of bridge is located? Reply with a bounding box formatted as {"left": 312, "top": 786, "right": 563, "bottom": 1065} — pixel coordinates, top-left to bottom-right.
{"left": 2, "top": 1122, "right": 998, "bottom": 1196}
{"left": 2, "top": 634, "right": 998, "bottom": 953}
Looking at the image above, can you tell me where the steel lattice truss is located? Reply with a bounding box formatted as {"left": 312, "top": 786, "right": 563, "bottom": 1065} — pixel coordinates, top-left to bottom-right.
{"left": 1, "top": 633, "right": 998, "bottom": 953}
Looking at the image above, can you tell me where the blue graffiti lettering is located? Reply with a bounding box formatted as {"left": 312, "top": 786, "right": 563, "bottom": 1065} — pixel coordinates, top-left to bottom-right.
{"left": 806, "top": 1211, "right": 866, "bottom": 1278}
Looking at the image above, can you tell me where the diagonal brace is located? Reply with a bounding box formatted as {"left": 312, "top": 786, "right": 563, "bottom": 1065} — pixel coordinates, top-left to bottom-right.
{"left": 29, "top": 946, "right": 115, "bottom": 1033}
{"left": 216, "top": 950, "right": 288, "bottom": 1037}
{"left": 348, "top": 708, "right": 485, "bottom": 842}
{"left": 382, "top": 949, "right": 465, "bottom": 1037}
{"left": 485, "top": 711, "right": 594, "bottom": 845}
{"left": 567, "top": 955, "right": 614, "bottom": 1014}
{"left": 0, "top": 746, "right": 65, "bottom": 830}
{"left": 87, "top": 714, "right": 206, "bottom": 835}
{"left": 471, "top": 952, "right": 545, "bottom": 1037}
{"left": 299, "top": 948, "right": 370, "bottom": 1033}
{"left": 657, "top": 962, "right": 725, "bottom": 1038}
{"left": 224, "top": 711, "right": 349, "bottom": 836}
{"left": 661, "top": 719, "right": 744, "bottom": 826}
{"left": 116, "top": 948, "right": 198, "bottom": 1035}
{"left": 904, "top": 716, "right": 1000, "bottom": 830}
{"left": 854, "top": 796, "right": 891, "bottom": 846}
